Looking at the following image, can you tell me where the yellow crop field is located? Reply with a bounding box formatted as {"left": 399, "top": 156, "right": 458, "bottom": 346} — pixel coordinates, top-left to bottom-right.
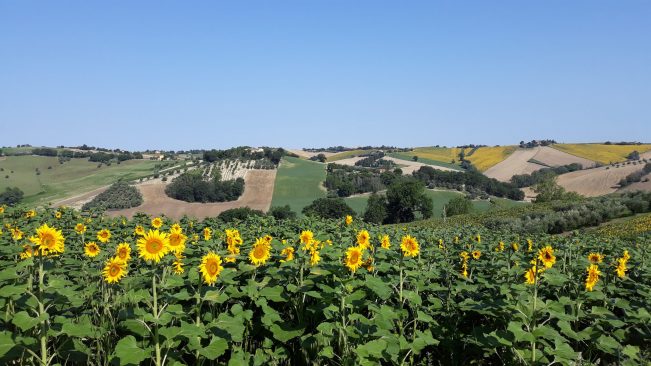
{"left": 465, "top": 146, "right": 517, "bottom": 171}
{"left": 410, "top": 147, "right": 461, "bottom": 163}
{"left": 552, "top": 144, "right": 651, "bottom": 164}
{"left": 326, "top": 149, "right": 372, "bottom": 162}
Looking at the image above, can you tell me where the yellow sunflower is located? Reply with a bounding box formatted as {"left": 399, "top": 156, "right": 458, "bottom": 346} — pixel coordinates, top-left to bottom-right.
{"left": 25, "top": 210, "right": 36, "bottom": 218}
{"left": 168, "top": 228, "right": 187, "bottom": 254}
{"left": 622, "top": 250, "right": 630, "bottom": 262}
{"left": 400, "top": 235, "right": 419, "bottom": 257}
{"left": 587, "top": 252, "right": 604, "bottom": 264}
{"left": 115, "top": 243, "right": 132, "bottom": 263}
{"left": 249, "top": 239, "right": 271, "bottom": 266}
{"left": 151, "top": 217, "right": 163, "bottom": 229}
{"left": 11, "top": 227, "right": 24, "bottom": 241}
{"left": 20, "top": 245, "right": 36, "bottom": 260}
{"left": 103, "top": 257, "right": 127, "bottom": 284}
{"left": 300, "top": 230, "right": 313, "bottom": 245}
{"left": 357, "top": 230, "right": 371, "bottom": 249}
{"left": 615, "top": 258, "right": 627, "bottom": 278}
{"left": 345, "top": 215, "right": 353, "bottom": 225}
{"left": 199, "top": 252, "right": 224, "bottom": 285}
{"left": 137, "top": 230, "right": 170, "bottom": 263}
{"left": 537, "top": 246, "right": 556, "bottom": 269}
{"left": 345, "top": 246, "right": 364, "bottom": 273}
{"left": 172, "top": 254, "right": 184, "bottom": 274}
{"left": 471, "top": 250, "right": 481, "bottom": 260}
{"left": 310, "top": 249, "right": 321, "bottom": 266}
{"left": 585, "top": 264, "right": 600, "bottom": 291}
{"left": 84, "top": 242, "right": 100, "bottom": 257}
{"left": 54, "top": 211, "right": 62, "bottom": 219}
{"left": 0, "top": 206, "right": 4, "bottom": 214}
{"left": 171, "top": 223, "right": 181, "bottom": 232}
{"left": 75, "top": 223, "right": 87, "bottom": 234}
{"left": 475, "top": 234, "right": 481, "bottom": 243}
{"left": 134, "top": 225, "right": 145, "bottom": 236}
{"left": 511, "top": 243, "right": 519, "bottom": 252}
{"left": 35, "top": 224, "right": 65, "bottom": 254}
{"left": 524, "top": 265, "right": 537, "bottom": 285}
{"left": 380, "top": 235, "right": 391, "bottom": 249}
{"left": 280, "top": 246, "right": 295, "bottom": 262}
{"left": 527, "top": 239, "right": 533, "bottom": 252}
{"left": 97, "top": 229, "right": 111, "bottom": 243}
{"left": 203, "top": 227, "right": 212, "bottom": 241}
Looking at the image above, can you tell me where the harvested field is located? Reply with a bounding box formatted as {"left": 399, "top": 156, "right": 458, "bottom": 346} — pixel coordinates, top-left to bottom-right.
{"left": 556, "top": 163, "right": 645, "bottom": 197}
{"left": 532, "top": 146, "right": 596, "bottom": 168}
{"left": 106, "top": 169, "right": 277, "bottom": 219}
{"left": 286, "top": 149, "right": 335, "bottom": 159}
{"left": 382, "top": 156, "right": 458, "bottom": 174}
{"left": 331, "top": 157, "right": 364, "bottom": 166}
{"left": 619, "top": 173, "right": 651, "bottom": 193}
{"left": 484, "top": 148, "right": 546, "bottom": 182}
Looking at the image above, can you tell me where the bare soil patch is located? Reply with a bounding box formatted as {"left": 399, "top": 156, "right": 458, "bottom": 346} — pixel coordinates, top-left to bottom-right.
{"left": 484, "top": 148, "right": 545, "bottom": 182}
{"left": 556, "top": 164, "right": 644, "bottom": 197}
{"left": 107, "top": 169, "right": 277, "bottom": 219}
{"left": 381, "top": 156, "right": 458, "bottom": 174}
{"left": 287, "top": 149, "right": 335, "bottom": 159}
{"left": 531, "top": 146, "right": 596, "bottom": 168}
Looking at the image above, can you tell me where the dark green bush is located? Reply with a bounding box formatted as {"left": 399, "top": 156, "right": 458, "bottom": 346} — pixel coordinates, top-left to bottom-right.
{"left": 82, "top": 181, "right": 142, "bottom": 211}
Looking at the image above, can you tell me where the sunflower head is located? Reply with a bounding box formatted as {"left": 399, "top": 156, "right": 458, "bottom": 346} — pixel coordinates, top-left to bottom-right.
{"left": 585, "top": 264, "right": 601, "bottom": 291}
{"left": 168, "top": 228, "right": 187, "bottom": 254}
{"left": 345, "top": 246, "right": 364, "bottom": 273}
{"left": 280, "top": 246, "right": 295, "bottom": 262}
{"left": 537, "top": 246, "right": 556, "bottom": 269}
{"left": 103, "top": 257, "right": 127, "bottom": 284}
{"left": 587, "top": 252, "right": 604, "bottom": 264}
{"left": 400, "top": 235, "right": 419, "bottom": 257}
{"left": 300, "top": 230, "right": 313, "bottom": 245}
{"left": 203, "top": 227, "right": 212, "bottom": 241}
{"left": 97, "top": 229, "right": 111, "bottom": 243}
{"left": 380, "top": 235, "right": 391, "bottom": 249}
{"left": 471, "top": 250, "right": 481, "bottom": 260}
{"left": 524, "top": 265, "right": 537, "bottom": 285}
{"left": 115, "top": 243, "right": 132, "bottom": 262}
{"left": 199, "top": 252, "right": 223, "bottom": 285}
{"left": 249, "top": 240, "right": 271, "bottom": 266}
{"left": 84, "top": 242, "right": 100, "bottom": 258}
{"left": 151, "top": 217, "right": 163, "bottom": 229}
{"left": 356, "top": 230, "right": 371, "bottom": 249}
{"left": 171, "top": 223, "right": 181, "bottom": 232}
{"left": 345, "top": 215, "right": 353, "bottom": 225}
{"left": 137, "top": 230, "right": 170, "bottom": 263}
{"left": 310, "top": 249, "right": 321, "bottom": 266}
{"left": 134, "top": 225, "right": 145, "bottom": 236}
{"left": 36, "top": 224, "right": 65, "bottom": 255}
{"left": 75, "top": 223, "right": 87, "bottom": 234}
{"left": 54, "top": 211, "right": 62, "bottom": 219}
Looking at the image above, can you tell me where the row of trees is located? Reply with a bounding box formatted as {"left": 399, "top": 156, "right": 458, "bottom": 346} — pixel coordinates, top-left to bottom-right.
{"left": 30, "top": 148, "right": 143, "bottom": 162}
{"left": 82, "top": 181, "right": 143, "bottom": 211}
{"left": 510, "top": 163, "right": 583, "bottom": 188}
{"left": 324, "top": 164, "right": 402, "bottom": 197}
{"left": 413, "top": 166, "right": 525, "bottom": 200}
{"left": 354, "top": 151, "right": 397, "bottom": 169}
{"left": 202, "top": 147, "right": 291, "bottom": 166}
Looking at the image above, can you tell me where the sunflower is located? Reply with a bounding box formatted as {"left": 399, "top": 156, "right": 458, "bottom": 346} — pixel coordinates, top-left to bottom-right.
{"left": 54, "top": 211, "right": 62, "bottom": 219}
{"left": 345, "top": 246, "right": 364, "bottom": 273}
{"left": 103, "top": 257, "right": 127, "bottom": 284}
{"left": 400, "top": 235, "right": 419, "bottom": 257}
{"left": 471, "top": 250, "right": 481, "bottom": 260}
{"left": 25, "top": 210, "right": 36, "bottom": 218}
{"left": 151, "top": 217, "right": 163, "bottom": 229}
{"left": 357, "top": 230, "right": 371, "bottom": 249}
{"left": 137, "top": 230, "right": 170, "bottom": 263}
{"left": 249, "top": 239, "right": 271, "bottom": 266}
{"left": 475, "top": 234, "right": 481, "bottom": 243}
{"left": 203, "top": 227, "right": 212, "bottom": 241}
{"left": 537, "top": 246, "right": 556, "bottom": 269}
{"left": 0, "top": 206, "right": 4, "bottom": 214}
{"left": 299, "top": 230, "right": 313, "bottom": 245}
{"left": 585, "top": 264, "right": 600, "bottom": 291}
{"left": 454, "top": 236, "right": 459, "bottom": 244}
{"left": 10, "top": 227, "right": 23, "bottom": 240}
{"left": 511, "top": 243, "right": 519, "bottom": 252}
{"left": 97, "top": 229, "right": 111, "bottom": 243}
{"left": 20, "top": 245, "right": 36, "bottom": 260}
{"left": 527, "top": 239, "right": 533, "bottom": 252}
{"left": 524, "top": 265, "right": 537, "bottom": 285}
{"left": 84, "top": 242, "right": 100, "bottom": 257}
{"left": 310, "top": 250, "right": 321, "bottom": 266}
{"left": 115, "top": 243, "right": 132, "bottom": 263}
{"left": 171, "top": 223, "right": 181, "bottom": 232}
{"left": 168, "top": 228, "right": 187, "bottom": 254}
{"left": 199, "top": 252, "right": 224, "bottom": 285}
{"left": 438, "top": 239, "right": 444, "bottom": 249}
{"left": 172, "top": 254, "right": 184, "bottom": 274}
{"left": 615, "top": 258, "right": 628, "bottom": 278}
{"left": 380, "top": 235, "right": 391, "bottom": 249}
{"left": 75, "top": 223, "right": 87, "bottom": 234}
{"left": 134, "top": 225, "right": 145, "bottom": 236}
{"left": 224, "top": 256, "right": 237, "bottom": 263}
{"left": 496, "top": 241, "right": 505, "bottom": 252}
{"left": 622, "top": 250, "right": 630, "bottom": 262}
{"left": 587, "top": 252, "right": 604, "bottom": 264}
{"left": 345, "top": 215, "right": 353, "bottom": 225}
{"left": 280, "top": 246, "right": 295, "bottom": 262}
{"left": 35, "top": 224, "right": 65, "bottom": 254}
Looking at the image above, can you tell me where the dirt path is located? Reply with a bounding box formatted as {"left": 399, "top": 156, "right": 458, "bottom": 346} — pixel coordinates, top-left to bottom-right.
{"left": 53, "top": 186, "right": 110, "bottom": 209}
{"left": 106, "top": 169, "right": 277, "bottom": 219}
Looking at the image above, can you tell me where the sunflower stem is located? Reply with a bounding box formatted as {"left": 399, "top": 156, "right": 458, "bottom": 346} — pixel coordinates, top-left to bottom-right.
{"left": 153, "top": 273, "right": 161, "bottom": 366}
{"left": 38, "top": 255, "right": 48, "bottom": 366}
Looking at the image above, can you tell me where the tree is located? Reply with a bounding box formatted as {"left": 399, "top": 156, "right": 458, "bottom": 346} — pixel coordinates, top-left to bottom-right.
{"left": 445, "top": 195, "right": 472, "bottom": 217}
{"left": 218, "top": 207, "right": 265, "bottom": 222}
{"left": 268, "top": 205, "right": 297, "bottom": 220}
{"left": 412, "top": 155, "right": 418, "bottom": 162}
{"left": 627, "top": 150, "right": 640, "bottom": 160}
{"left": 363, "top": 193, "right": 388, "bottom": 224}
{"left": 533, "top": 176, "right": 582, "bottom": 203}
{"left": 0, "top": 187, "right": 24, "bottom": 205}
{"left": 302, "top": 198, "right": 355, "bottom": 219}
{"left": 385, "top": 178, "right": 433, "bottom": 223}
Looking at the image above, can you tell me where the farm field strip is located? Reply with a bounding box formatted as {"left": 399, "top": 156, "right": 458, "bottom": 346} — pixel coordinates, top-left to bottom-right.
{"left": 270, "top": 157, "right": 327, "bottom": 214}
{"left": 551, "top": 143, "right": 651, "bottom": 164}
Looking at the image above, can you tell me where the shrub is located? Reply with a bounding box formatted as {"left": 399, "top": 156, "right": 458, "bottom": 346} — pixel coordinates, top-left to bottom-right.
{"left": 0, "top": 187, "right": 24, "bottom": 205}
{"left": 363, "top": 193, "right": 388, "bottom": 224}
{"left": 218, "top": 207, "right": 265, "bottom": 222}
{"left": 268, "top": 205, "right": 297, "bottom": 220}
{"left": 302, "top": 198, "right": 355, "bottom": 219}
{"left": 445, "top": 195, "right": 472, "bottom": 217}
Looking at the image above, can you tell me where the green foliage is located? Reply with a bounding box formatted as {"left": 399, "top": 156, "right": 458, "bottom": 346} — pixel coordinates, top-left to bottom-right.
{"left": 302, "top": 197, "right": 356, "bottom": 219}
{"left": 165, "top": 172, "right": 245, "bottom": 203}
{"left": 445, "top": 195, "right": 471, "bottom": 216}
{"left": 82, "top": 181, "right": 142, "bottom": 211}
{"left": 270, "top": 157, "right": 327, "bottom": 215}
{"left": 511, "top": 163, "right": 584, "bottom": 188}
{"left": 218, "top": 207, "right": 265, "bottom": 222}
{"left": 385, "top": 178, "right": 433, "bottom": 223}
{"left": 268, "top": 205, "right": 297, "bottom": 220}
{"left": 0, "top": 187, "right": 24, "bottom": 206}
{"left": 533, "top": 176, "right": 582, "bottom": 203}
{"left": 414, "top": 166, "right": 524, "bottom": 200}
{"left": 362, "top": 193, "right": 388, "bottom": 224}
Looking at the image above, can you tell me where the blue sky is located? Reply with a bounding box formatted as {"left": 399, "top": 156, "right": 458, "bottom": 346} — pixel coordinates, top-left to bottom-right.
{"left": 1, "top": 1, "right": 650, "bottom": 151}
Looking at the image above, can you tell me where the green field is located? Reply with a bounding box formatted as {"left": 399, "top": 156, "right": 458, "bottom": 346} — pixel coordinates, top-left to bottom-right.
{"left": 270, "top": 157, "right": 327, "bottom": 214}
{"left": 0, "top": 156, "right": 161, "bottom": 205}
{"left": 387, "top": 152, "right": 463, "bottom": 170}
{"left": 344, "top": 189, "right": 527, "bottom": 217}
{"left": 326, "top": 149, "right": 377, "bottom": 162}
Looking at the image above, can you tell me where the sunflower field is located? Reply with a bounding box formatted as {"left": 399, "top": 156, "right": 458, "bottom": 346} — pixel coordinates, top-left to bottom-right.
{"left": 0, "top": 206, "right": 649, "bottom": 365}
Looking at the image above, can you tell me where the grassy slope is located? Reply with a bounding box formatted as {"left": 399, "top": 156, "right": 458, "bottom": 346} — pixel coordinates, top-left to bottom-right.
{"left": 0, "top": 156, "right": 160, "bottom": 205}
{"left": 552, "top": 143, "right": 651, "bottom": 164}
{"left": 387, "top": 152, "right": 462, "bottom": 170}
{"left": 270, "top": 157, "right": 327, "bottom": 214}
{"left": 326, "top": 149, "right": 375, "bottom": 162}
{"left": 344, "top": 190, "right": 527, "bottom": 216}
